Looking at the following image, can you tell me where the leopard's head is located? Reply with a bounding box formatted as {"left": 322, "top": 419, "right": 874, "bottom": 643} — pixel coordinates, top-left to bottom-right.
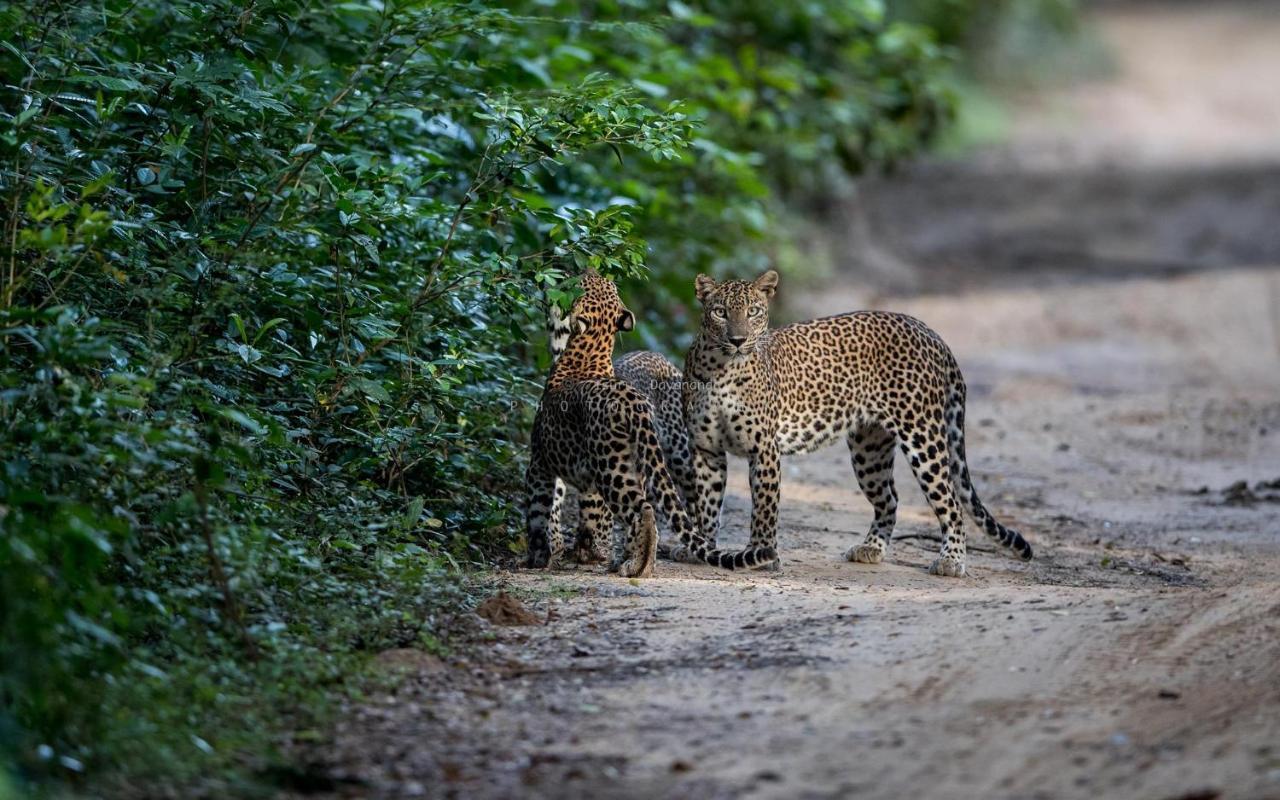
{"left": 694, "top": 269, "right": 778, "bottom": 355}
{"left": 568, "top": 269, "right": 635, "bottom": 339}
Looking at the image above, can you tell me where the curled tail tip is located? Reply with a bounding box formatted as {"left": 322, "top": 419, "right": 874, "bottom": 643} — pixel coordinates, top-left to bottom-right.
{"left": 1004, "top": 532, "right": 1034, "bottom": 561}
{"left": 999, "top": 521, "right": 1034, "bottom": 561}
{"left": 1003, "top": 526, "right": 1034, "bottom": 560}
{"left": 976, "top": 502, "right": 1036, "bottom": 562}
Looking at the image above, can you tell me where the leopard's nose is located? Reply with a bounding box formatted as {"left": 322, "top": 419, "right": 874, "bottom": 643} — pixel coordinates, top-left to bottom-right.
{"left": 728, "top": 335, "right": 747, "bottom": 347}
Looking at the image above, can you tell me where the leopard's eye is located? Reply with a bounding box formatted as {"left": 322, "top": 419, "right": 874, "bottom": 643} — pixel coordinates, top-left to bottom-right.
{"left": 711, "top": 307, "right": 726, "bottom": 319}
{"left": 748, "top": 306, "right": 763, "bottom": 318}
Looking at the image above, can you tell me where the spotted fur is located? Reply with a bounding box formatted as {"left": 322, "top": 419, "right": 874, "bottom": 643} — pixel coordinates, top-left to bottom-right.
{"left": 613, "top": 351, "right": 697, "bottom": 508}
{"left": 682, "top": 269, "right": 1033, "bottom": 577}
{"left": 544, "top": 309, "right": 696, "bottom": 564}
{"left": 526, "top": 271, "right": 774, "bottom": 574}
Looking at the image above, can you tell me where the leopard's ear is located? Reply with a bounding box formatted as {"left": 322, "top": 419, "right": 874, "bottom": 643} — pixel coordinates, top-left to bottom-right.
{"left": 617, "top": 308, "right": 635, "bottom": 332}
{"left": 694, "top": 274, "right": 718, "bottom": 304}
{"left": 753, "top": 269, "right": 779, "bottom": 299}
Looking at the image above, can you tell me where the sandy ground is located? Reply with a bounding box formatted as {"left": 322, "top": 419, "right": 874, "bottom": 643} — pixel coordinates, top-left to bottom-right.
{"left": 998, "top": 1, "right": 1280, "bottom": 171}
{"left": 303, "top": 5, "right": 1280, "bottom": 799}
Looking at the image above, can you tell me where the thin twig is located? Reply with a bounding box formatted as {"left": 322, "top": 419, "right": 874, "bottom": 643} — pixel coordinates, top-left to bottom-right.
{"left": 34, "top": 248, "right": 91, "bottom": 310}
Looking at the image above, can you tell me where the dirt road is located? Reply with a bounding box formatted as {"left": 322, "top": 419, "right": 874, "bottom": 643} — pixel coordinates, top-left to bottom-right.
{"left": 310, "top": 5, "right": 1280, "bottom": 799}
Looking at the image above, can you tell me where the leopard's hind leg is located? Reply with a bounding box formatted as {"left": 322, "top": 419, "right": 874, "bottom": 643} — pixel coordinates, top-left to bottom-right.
{"left": 844, "top": 423, "right": 899, "bottom": 565}
{"left": 569, "top": 490, "right": 612, "bottom": 565}
{"left": 599, "top": 469, "right": 657, "bottom": 578}
{"left": 886, "top": 417, "right": 968, "bottom": 577}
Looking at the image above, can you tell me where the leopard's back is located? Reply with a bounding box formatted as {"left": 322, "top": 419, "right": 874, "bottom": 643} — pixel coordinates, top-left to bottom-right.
{"left": 763, "top": 311, "right": 962, "bottom": 449}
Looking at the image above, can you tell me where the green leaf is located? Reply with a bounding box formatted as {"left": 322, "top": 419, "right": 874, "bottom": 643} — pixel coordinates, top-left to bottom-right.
{"left": 404, "top": 497, "right": 425, "bottom": 529}
{"left": 252, "top": 318, "right": 287, "bottom": 346}
{"left": 65, "top": 74, "right": 144, "bottom": 92}
{"left": 352, "top": 234, "right": 380, "bottom": 265}
{"left": 80, "top": 171, "right": 115, "bottom": 199}
{"left": 220, "top": 408, "right": 265, "bottom": 435}
{"left": 351, "top": 377, "right": 391, "bottom": 404}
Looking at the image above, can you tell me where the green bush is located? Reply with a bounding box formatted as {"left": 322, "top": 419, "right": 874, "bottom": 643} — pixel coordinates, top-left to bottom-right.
{"left": 0, "top": 0, "right": 954, "bottom": 792}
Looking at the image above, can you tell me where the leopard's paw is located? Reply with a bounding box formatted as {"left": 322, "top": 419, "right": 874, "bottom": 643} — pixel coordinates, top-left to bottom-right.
{"left": 569, "top": 540, "right": 607, "bottom": 566}
{"left": 617, "top": 556, "right": 654, "bottom": 579}
{"left": 525, "top": 547, "right": 558, "bottom": 569}
{"left": 928, "top": 555, "right": 967, "bottom": 578}
{"left": 844, "top": 543, "right": 884, "bottom": 564}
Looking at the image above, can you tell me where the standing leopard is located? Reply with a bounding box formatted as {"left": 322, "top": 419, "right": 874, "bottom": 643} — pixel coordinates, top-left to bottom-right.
{"left": 544, "top": 306, "right": 696, "bottom": 564}
{"left": 525, "top": 271, "right": 774, "bottom": 575}
{"left": 681, "top": 269, "right": 1033, "bottom": 577}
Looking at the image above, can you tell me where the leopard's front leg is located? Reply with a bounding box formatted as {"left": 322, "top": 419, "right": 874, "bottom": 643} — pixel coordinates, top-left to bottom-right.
{"left": 660, "top": 446, "right": 724, "bottom": 564}
{"left": 691, "top": 446, "right": 727, "bottom": 544}
{"left": 673, "top": 445, "right": 726, "bottom": 562}
{"left": 748, "top": 440, "right": 782, "bottom": 556}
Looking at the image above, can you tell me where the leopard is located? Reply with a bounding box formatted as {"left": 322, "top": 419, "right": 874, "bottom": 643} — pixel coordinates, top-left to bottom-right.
{"left": 525, "top": 270, "right": 775, "bottom": 575}
{"left": 680, "top": 268, "right": 1034, "bottom": 577}
{"left": 544, "top": 300, "right": 695, "bottom": 565}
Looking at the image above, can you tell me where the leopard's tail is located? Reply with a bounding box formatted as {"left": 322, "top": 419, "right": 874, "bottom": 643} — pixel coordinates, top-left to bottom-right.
{"left": 945, "top": 376, "right": 1034, "bottom": 561}
{"left": 547, "top": 302, "right": 573, "bottom": 363}
{"left": 630, "top": 412, "right": 776, "bottom": 571}
{"left": 544, "top": 303, "right": 576, "bottom": 554}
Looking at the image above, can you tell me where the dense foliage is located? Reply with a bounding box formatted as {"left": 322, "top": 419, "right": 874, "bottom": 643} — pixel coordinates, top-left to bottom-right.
{"left": 0, "top": 0, "right": 961, "bottom": 792}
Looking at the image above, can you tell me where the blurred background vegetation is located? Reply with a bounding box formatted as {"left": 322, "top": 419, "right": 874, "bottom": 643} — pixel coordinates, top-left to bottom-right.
{"left": 0, "top": 0, "right": 1079, "bottom": 794}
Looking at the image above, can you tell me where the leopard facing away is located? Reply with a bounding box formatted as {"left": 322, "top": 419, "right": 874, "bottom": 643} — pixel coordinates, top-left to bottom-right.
{"left": 525, "top": 271, "right": 774, "bottom": 575}
{"left": 680, "top": 269, "right": 1034, "bottom": 577}
{"left": 544, "top": 302, "right": 695, "bottom": 564}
